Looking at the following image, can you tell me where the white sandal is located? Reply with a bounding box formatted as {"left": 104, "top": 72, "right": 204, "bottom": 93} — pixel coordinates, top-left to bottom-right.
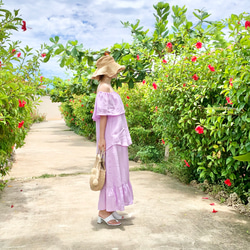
{"left": 97, "top": 214, "right": 121, "bottom": 226}
{"left": 112, "top": 211, "right": 124, "bottom": 220}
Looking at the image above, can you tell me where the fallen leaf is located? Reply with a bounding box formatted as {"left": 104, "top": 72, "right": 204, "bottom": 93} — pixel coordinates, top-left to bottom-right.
{"left": 212, "top": 209, "right": 218, "bottom": 213}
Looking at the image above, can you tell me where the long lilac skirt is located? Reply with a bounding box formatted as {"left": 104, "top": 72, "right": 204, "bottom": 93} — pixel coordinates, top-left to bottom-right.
{"left": 98, "top": 145, "right": 133, "bottom": 212}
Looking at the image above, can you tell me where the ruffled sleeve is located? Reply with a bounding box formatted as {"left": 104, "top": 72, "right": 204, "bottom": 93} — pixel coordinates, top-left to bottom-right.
{"left": 92, "top": 92, "right": 125, "bottom": 121}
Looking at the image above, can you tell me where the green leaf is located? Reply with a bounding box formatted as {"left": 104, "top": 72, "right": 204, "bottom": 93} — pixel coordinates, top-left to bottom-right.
{"left": 43, "top": 53, "right": 51, "bottom": 63}
{"left": 87, "top": 57, "right": 93, "bottom": 66}
{"left": 54, "top": 48, "right": 64, "bottom": 55}
{"left": 71, "top": 47, "right": 78, "bottom": 57}
{"left": 60, "top": 55, "right": 66, "bottom": 67}
{"left": 4, "top": 25, "right": 18, "bottom": 31}
{"left": 55, "top": 36, "right": 59, "bottom": 43}
{"left": 49, "top": 37, "right": 55, "bottom": 43}
{"left": 128, "top": 79, "right": 134, "bottom": 89}
{"left": 193, "top": 11, "right": 201, "bottom": 20}
{"left": 233, "top": 152, "right": 250, "bottom": 161}
{"left": 14, "top": 9, "right": 19, "bottom": 17}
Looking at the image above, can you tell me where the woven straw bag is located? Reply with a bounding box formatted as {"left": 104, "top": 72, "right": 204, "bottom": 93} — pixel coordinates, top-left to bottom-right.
{"left": 89, "top": 150, "right": 106, "bottom": 191}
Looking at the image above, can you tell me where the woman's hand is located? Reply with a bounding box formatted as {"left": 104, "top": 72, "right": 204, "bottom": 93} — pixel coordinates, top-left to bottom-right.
{"left": 98, "top": 138, "right": 106, "bottom": 152}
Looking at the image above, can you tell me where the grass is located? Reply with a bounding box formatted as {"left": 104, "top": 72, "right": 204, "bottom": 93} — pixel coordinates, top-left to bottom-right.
{"left": 34, "top": 174, "right": 56, "bottom": 179}
{"left": 31, "top": 110, "right": 46, "bottom": 123}
{"left": 33, "top": 172, "right": 89, "bottom": 179}
{"left": 130, "top": 152, "right": 191, "bottom": 184}
{"left": 58, "top": 172, "right": 88, "bottom": 177}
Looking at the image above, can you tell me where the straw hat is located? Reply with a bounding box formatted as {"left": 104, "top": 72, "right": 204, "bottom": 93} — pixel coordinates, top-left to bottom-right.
{"left": 91, "top": 55, "right": 125, "bottom": 81}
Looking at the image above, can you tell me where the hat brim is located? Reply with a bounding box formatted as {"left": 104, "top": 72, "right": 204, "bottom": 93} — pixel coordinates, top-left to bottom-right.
{"left": 91, "top": 62, "right": 125, "bottom": 80}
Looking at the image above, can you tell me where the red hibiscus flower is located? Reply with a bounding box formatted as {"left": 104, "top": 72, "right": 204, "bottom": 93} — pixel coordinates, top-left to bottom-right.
{"left": 11, "top": 49, "right": 16, "bottom": 54}
{"left": 208, "top": 64, "right": 215, "bottom": 72}
{"left": 126, "top": 104, "right": 128, "bottom": 107}
{"left": 162, "top": 139, "right": 165, "bottom": 144}
{"left": 212, "top": 209, "right": 218, "bottom": 213}
{"left": 195, "top": 42, "right": 202, "bottom": 49}
{"left": 142, "top": 80, "right": 146, "bottom": 84}
{"left": 40, "top": 76, "right": 44, "bottom": 82}
{"left": 226, "top": 96, "right": 233, "bottom": 105}
{"left": 162, "top": 59, "right": 167, "bottom": 64}
{"left": 224, "top": 179, "right": 232, "bottom": 186}
{"left": 21, "top": 20, "right": 27, "bottom": 31}
{"left": 152, "top": 82, "right": 157, "bottom": 89}
{"left": 71, "top": 118, "right": 74, "bottom": 121}
{"left": 166, "top": 42, "right": 172, "bottom": 48}
{"left": 18, "top": 121, "right": 24, "bottom": 128}
{"left": 184, "top": 160, "right": 190, "bottom": 167}
{"left": 18, "top": 100, "right": 26, "bottom": 107}
{"left": 136, "top": 55, "right": 140, "bottom": 60}
{"left": 192, "top": 74, "right": 199, "bottom": 81}
{"left": 245, "top": 20, "right": 250, "bottom": 29}
{"left": 90, "top": 110, "right": 93, "bottom": 113}
{"left": 81, "top": 104, "right": 84, "bottom": 107}
{"left": 191, "top": 56, "right": 197, "bottom": 62}
{"left": 17, "top": 52, "right": 21, "bottom": 58}
{"left": 126, "top": 96, "right": 130, "bottom": 99}
{"left": 195, "top": 125, "right": 204, "bottom": 134}
{"left": 183, "top": 83, "right": 186, "bottom": 87}
{"left": 210, "top": 203, "right": 215, "bottom": 206}
{"left": 229, "top": 78, "right": 233, "bottom": 87}
{"left": 41, "top": 53, "right": 46, "bottom": 57}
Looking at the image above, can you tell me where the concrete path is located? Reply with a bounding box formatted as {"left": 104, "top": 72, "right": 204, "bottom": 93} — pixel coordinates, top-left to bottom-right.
{"left": 36, "top": 96, "right": 62, "bottom": 121}
{"left": 0, "top": 99, "right": 250, "bottom": 250}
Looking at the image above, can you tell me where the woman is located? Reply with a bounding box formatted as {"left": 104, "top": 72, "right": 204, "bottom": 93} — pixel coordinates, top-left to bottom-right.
{"left": 91, "top": 55, "right": 133, "bottom": 226}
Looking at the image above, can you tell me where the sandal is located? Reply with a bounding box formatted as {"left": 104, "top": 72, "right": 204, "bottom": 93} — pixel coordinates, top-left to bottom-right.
{"left": 97, "top": 214, "right": 121, "bottom": 226}
{"left": 112, "top": 211, "right": 124, "bottom": 220}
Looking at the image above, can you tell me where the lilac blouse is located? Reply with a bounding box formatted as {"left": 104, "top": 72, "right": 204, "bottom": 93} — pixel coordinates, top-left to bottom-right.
{"left": 92, "top": 91, "right": 132, "bottom": 150}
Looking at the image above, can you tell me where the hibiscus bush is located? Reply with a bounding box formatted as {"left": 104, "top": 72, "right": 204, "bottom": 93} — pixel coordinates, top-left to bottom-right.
{"left": 147, "top": 13, "right": 250, "bottom": 202}
{"left": 0, "top": 2, "right": 46, "bottom": 188}
{"left": 60, "top": 94, "right": 96, "bottom": 140}
{"left": 116, "top": 82, "right": 165, "bottom": 162}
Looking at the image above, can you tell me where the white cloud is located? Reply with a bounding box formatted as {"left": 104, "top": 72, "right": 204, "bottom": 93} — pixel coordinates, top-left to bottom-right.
{"left": 3, "top": 0, "right": 250, "bottom": 79}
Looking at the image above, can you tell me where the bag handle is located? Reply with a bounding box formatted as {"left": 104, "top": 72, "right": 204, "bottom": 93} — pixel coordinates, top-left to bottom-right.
{"left": 97, "top": 149, "right": 105, "bottom": 169}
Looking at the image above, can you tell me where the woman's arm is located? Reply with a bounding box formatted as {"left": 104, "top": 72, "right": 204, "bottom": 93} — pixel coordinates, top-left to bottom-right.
{"left": 97, "top": 83, "right": 110, "bottom": 151}
{"left": 98, "top": 115, "right": 107, "bottom": 151}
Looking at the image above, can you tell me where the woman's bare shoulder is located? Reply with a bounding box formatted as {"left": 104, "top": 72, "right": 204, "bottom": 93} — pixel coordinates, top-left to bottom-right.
{"left": 97, "top": 83, "right": 110, "bottom": 93}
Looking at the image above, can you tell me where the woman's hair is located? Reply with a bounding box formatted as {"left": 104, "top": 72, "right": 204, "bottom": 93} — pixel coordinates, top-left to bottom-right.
{"left": 98, "top": 75, "right": 105, "bottom": 82}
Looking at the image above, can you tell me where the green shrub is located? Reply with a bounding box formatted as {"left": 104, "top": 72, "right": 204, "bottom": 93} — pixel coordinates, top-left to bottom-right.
{"left": 136, "top": 145, "right": 164, "bottom": 163}
{"left": 0, "top": 2, "right": 47, "bottom": 187}
{"left": 147, "top": 16, "right": 250, "bottom": 202}
{"left": 60, "top": 93, "right": 96, "bottom": 140}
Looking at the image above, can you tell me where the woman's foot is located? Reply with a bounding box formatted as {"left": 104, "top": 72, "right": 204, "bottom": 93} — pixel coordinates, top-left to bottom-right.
{"left": 112, "top": 211, "right": 124, "bottom": 220}
{"left": 98, "top": 210, "right": 121, "bottom": 226}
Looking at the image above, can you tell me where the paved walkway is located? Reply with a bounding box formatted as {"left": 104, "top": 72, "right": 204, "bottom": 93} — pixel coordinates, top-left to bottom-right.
{"left": 0, "top": 98, "right": 250, "bottom": 249}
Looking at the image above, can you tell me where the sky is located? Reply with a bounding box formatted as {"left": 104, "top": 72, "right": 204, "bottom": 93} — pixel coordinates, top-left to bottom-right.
{"left": 3, "top": 0, "right": 250, "bottom": 80}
